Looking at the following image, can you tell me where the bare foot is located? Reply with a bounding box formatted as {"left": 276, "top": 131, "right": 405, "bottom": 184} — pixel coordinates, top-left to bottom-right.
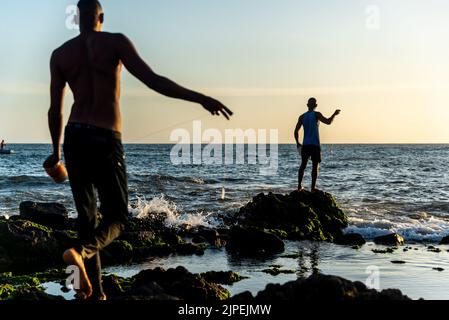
{"left": 298, "top": 187, "right": 306, "bottom": 192}
{"left": 63, "top": 248, "right": 93, "bottom": 300}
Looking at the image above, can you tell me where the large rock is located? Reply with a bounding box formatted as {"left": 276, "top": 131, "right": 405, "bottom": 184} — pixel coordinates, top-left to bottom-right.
{"left": 335, "top": 233, "right": 366, "bottom": 246}
{"left": 374, "top": 233, "right": 405, "bottom": 246}
{"left": 132, "top": 266, "right": 230, "bottom": 302}
{"left": 234, "top": 191, "right": 348, "bottom": 242}
{"left": 439, "top": 235, "right": 449, "bottom": 245}
{"left": 19, "top": 202, "right": 69, "bottom": 230}
{"left": 232, "top": 273, "right": 410, "bottom": 301}
{"left": 226, "top": 226, "right": 285, "bottom": 256}
{"left": 0, "top": 219, "right": 62, "bottom": 272}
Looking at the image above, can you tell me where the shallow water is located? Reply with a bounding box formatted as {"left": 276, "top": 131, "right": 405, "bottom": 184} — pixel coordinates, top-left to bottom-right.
{"left": 45, "top": 241, "right": 449, "bottom": 300}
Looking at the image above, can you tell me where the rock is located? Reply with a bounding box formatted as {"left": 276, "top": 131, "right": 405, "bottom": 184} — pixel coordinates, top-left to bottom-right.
{"left": 0, "top": 247, "right": 12, "bottom": 270}
{"left": 440, "top": 236, "right": 449, "bottom": 245}
{"left": 194, "top": 227, "right": 223, "bottom": 247}
{"left": 174, "top": 243, "right": 207, "bottom": 256}
{"left": 192, "top": 235, "right": 208, "bottom": 244}
{"left": 372, "top": 248, "right": 397, "bottom": 254}
{"left": 262, "top": 267, "right": 296, "bottom": 276}
{"left": 237, "top": 273, "right": 412, "bottom": 301}
{"left": 200, "top": 271, "right": 248, "bottom": 285}
{"left": 433, "top": 268, "right": 444, "bottom": 272}
{"left": 335, "top": 233, "right": 366, "bottom": 246}
{"left": 7, "top": 287, "right": 64, "bottom": 301}
{"left": 131, "top": 281, "right": 166, "bottom": 297}
{"left": 0, "top": 219, "right": 62, "bottom": 272}
{"left": 132, "top": 266, "right": 230, "bottom": 302}
{"left": 102, "top": 274, "right": 133, "bottom": 298}
{"left": 428, "top": 246, "right": 442, "bottom": 253}
{"left": 233, "top": 191, "right": 348, "bottom": 242}
{"left": 374, "top": 233, "right": 405, "bottom": 246}
{"left": 19, "top": 202, "right": 69, "bottom": 230}
{"left": 226, "top": 226, "right": 285, "bottom": 256}
{"left": 280, "top": 253, "right": 301, "bottom": 259}
{"left": 102, "top": 240, "right": 133, "bottom": 265}
{"left": 391, "top": 260, "right": 406, "bottom": 264}
{"left": 120, "top": 231, "right": 156, "bottom": 246}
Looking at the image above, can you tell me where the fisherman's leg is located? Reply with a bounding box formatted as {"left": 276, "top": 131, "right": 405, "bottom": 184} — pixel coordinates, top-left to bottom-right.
{"left": 81, "top": 139, "right": 128, "bottom": 260}
{"left": 298, "top": 147, "right": 310, "bottom": 190}
{"left": 63, "top": 141, "right": 96, "bottom": 299}
{"left": 298, "top": 159, "right": 308, "bottom": 190}
{"left": 311, "top": 161, "right": 320, "bottom": 192}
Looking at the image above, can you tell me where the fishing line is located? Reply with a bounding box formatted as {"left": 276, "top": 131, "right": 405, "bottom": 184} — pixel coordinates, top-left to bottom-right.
{"left": 128, "top": 113, "right": 209, "bottom": 143}
{"left": 126, "top": 113, "right": 228, "bottom": 203}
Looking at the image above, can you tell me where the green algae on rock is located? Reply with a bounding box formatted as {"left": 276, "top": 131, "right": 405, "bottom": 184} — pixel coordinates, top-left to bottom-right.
{"left": 234, "top": 190, "right": 348, "bottom": 242}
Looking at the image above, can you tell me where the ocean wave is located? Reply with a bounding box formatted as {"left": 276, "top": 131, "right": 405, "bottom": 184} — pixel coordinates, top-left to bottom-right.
{"left": 0, "top": 175, "right": 53, "bottom": 187}
{"left": 346, "top": 215, "right": 449, "bottom": 243}
{"left": 129, "top": 195, "right": 219, "bottom": 229}
{"left": 150, "top": 174, "right": 208, "bottom": 184}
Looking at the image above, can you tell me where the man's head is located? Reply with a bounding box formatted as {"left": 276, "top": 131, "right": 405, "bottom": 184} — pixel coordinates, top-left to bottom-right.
{"left": 77, "top": 0, "right": 104, "bottom": 32}
{"left": 307, "top": 97, "right": 317, "bottom": 110}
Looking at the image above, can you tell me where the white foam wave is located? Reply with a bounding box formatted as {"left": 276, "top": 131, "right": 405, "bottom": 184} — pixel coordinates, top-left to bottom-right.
{"left": 129, "top": 195, "right": 218, "bottom": 229}
{"left": 346, "top": 215, "right": 449, "bottom": 242}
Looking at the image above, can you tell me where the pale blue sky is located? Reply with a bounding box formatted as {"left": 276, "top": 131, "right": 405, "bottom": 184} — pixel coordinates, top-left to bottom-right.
{"left": 1, "top": 0, "right": 449, "bottom": 143}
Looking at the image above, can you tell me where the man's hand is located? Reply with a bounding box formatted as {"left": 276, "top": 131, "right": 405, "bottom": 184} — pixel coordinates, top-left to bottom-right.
{"left": 201, "top": 96, "right": 233, "bottom": 120}
{"left": 44, "top": 153, "right": 61, "bottom": 169}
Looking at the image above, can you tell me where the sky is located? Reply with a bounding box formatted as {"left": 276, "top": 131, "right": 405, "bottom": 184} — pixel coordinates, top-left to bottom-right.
{"left": 1, "top": 0, "right": 449, "bottom": 144}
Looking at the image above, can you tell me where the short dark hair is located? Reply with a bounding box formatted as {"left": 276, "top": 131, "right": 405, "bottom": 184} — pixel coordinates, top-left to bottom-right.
{"left": 77, "top": 0, "right": 103, "bottom": 28}
{"left": 77, "top": 0, "right": 102, "bottom": 13}
{"left": 308, "top": 97, "right": 317, "bottom": 107}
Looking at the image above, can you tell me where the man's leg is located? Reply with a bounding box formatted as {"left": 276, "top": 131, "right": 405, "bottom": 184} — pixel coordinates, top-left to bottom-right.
{"left": 311, "top": 161, "right": 320, "bottom": 192}
{"left": 298, "top": 159, "right": 308, "bottom": 191}
{"left": 74, "top": 139, "right": 128, "bottom": 299}
{"left": 63, "top": 168, "right": 97, "bottom": 299}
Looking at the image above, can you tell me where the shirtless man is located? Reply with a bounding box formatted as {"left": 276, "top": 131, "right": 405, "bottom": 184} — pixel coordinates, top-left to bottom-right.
{"left": 294, "top": 98, "right": 340, "bottom": 192}
{"left": 47, "top": 0, "right": 232, "bottom": 300}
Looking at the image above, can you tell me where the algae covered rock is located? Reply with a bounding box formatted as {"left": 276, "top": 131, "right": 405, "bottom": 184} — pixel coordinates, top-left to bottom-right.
{"left": 226, "top": 226, "right": 285, "bottom": 256}
{"left": 374, "top": 233, "right": 405, "bottom": 246}
{"left": 335, "top": 233, "right": 366, "bottom": 246}
{"left": 0, "top": 219, "right": 62, "bottom": 272}
{"left": 200, "top": 271, "right": 248, "bottom": 285}
{"left": 132, "top": 266, "right": 230, "bottom": 302}
{"left": 19, "top": 201, "right": 69, "bottom": 230}
{"left": 235, "top": 190, "right": 348, "bottom": 242}
{"left": 232, "top": 273, "right": 411, "bottom": 301}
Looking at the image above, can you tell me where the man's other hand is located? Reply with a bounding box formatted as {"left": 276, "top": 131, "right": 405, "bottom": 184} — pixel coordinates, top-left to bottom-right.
{"left": 202, "top": 97, "right": 233, "bottom": 120}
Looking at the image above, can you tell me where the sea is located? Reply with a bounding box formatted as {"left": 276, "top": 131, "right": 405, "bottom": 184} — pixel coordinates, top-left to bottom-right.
{"left": 2, "top": 144, "right": 449, "bottom": 300}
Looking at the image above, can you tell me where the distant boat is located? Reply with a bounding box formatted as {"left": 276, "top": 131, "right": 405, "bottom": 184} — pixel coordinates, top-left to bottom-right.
{"left": 0, "top": 149, "right": 14, "bottom": 155}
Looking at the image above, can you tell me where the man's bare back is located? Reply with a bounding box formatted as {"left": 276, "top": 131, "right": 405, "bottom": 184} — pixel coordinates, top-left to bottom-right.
{"left": 52, "top": 32, "right": 124, "bottom": 132}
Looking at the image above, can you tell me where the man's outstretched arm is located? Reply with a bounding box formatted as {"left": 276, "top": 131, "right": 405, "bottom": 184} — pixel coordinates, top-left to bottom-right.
{"left": 116, "top": 34, "right": 233, "bottom": 120}
{"left": 48, "top": 52, "right": 66, "bottom": 162}
{"left": 316, "top": 110, "right": 341, "bottom": 125}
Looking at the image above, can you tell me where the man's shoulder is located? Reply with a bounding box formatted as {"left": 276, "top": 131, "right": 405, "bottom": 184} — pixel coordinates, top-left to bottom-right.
{"left": 52, "top": 37, "right": 80, "bottom": 58}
